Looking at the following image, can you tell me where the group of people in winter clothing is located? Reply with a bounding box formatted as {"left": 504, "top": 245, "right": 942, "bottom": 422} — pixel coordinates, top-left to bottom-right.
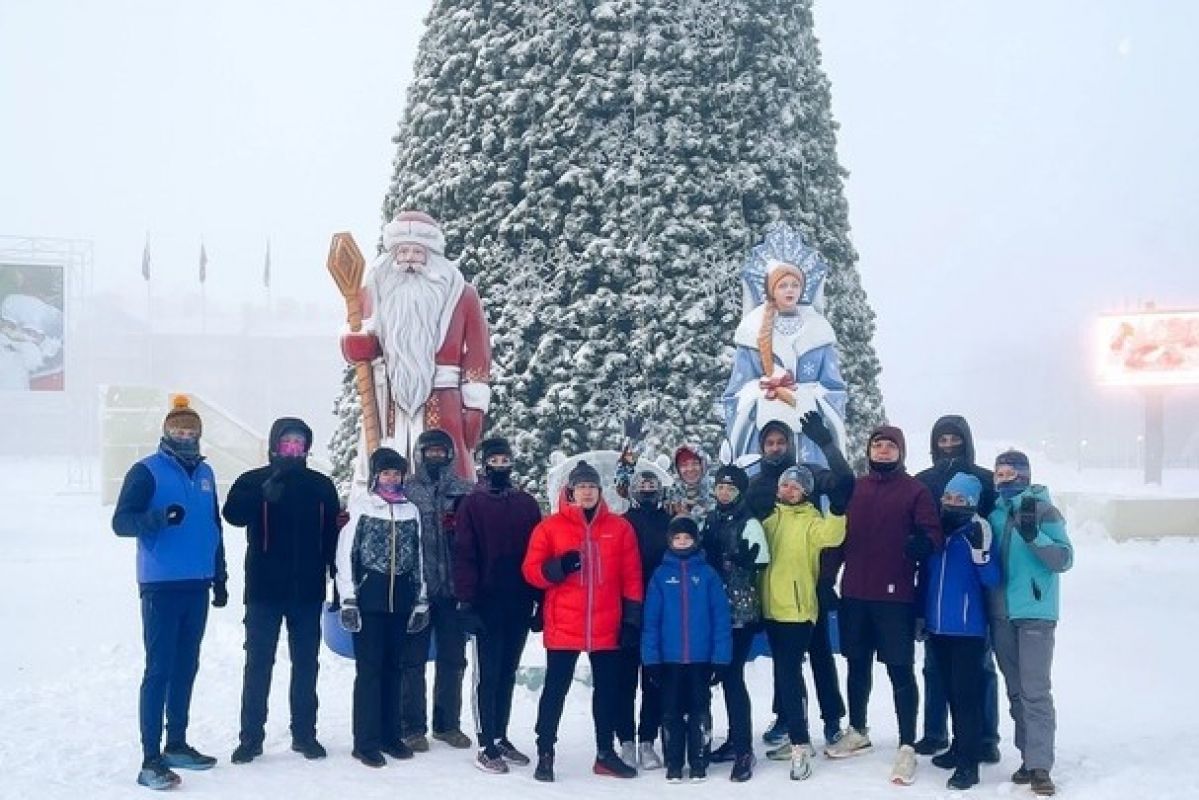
{"left": 113, "top": 400, "right": 1072, "bottom": 797}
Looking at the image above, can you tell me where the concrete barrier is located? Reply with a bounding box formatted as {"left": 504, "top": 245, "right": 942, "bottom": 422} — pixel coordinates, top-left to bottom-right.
{"left": 1055, "top": 491, "right": 1199, "bottom": 540}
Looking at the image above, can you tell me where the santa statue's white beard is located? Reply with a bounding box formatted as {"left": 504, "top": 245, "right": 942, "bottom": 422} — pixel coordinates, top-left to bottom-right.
{"left": 370, "top": 258, "right": 455, "bottom": 416}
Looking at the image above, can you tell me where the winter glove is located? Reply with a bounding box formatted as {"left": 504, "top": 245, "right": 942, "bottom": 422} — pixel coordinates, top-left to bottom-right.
{"left": 1017, "top": 497, "right": 1039, "bottom": 543}
{"left": 799, "top": 409, "right": 834, "bottom": 447}
{"left": 733, "top": 538, "right": 762, "bottom": 570}
{"left": 904, "top": 533, "right": 934, "bottom": 562}
{"left": 339, "top": 599, "right": 362, "bottom": 633}
{"left": 816, "top": 579, "right": 840, "bottom": 615}
{"left": 165, "top": 504, "right": 186, "bottom": 526}
{"left": 965, "top": 520, "right": 986, "bottom": 551}
{"left": 339, "top": 331, "right": 381, "bottom": 363}
{"left": 261, "top": 472, "right": 285, "bottom": 504}
{"left": 529, "top": 601, "right": 544, "bottom": 633}
{"left": 211, "top": 581, "right": 229, "bottom": 608}
{"left": 642, "top": 664, "right": 662, "bottom": 689}
{"left": 457, "top": 602, "right": 485, "bottom": 636}
{"left": 542, "top": 550, "right": 583, "bottom": 584}
{"left": 709, "top": 664, "right": 728, "bottom": 687}
{"left": 407, "top": 601, "right": 431, "bottom": 634}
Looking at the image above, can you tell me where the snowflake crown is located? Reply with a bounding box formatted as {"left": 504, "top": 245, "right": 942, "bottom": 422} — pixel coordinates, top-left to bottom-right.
{"left": 740, "top": 223, "right": 829, "bottom": 307}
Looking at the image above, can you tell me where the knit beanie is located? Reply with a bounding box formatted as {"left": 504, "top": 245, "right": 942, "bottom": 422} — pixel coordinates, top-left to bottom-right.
{"left": 943, "top": 472, "right": 982, "bottom": 510}
{"left": 778, "top": 465, "right": 815, "bottom": 495}
{"left": 163, "top": 394, "right": 202, "bottom": 437}
{"left": 568, "top": 460, "right": 601, "bottom": 488}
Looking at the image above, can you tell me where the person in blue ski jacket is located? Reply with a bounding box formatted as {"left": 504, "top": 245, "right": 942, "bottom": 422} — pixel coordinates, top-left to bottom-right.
{"left": 112, "top": 395, "right": 228, "bottom": 791}
{"left": 642, "top": 516, "right": 732, "bottom": 783}
{"left": 922, "top": 473, "right": 1001, "bottom": 791}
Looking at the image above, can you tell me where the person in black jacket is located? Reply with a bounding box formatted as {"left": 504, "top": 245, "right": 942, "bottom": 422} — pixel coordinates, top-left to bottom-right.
{"left": 222, "top": 417, "right": 340, "bottom": 764}
{"left": 747, "top": 411, "right": 852, "bottom": 747}
{"left": 913, "top": 415, "right": 1001, "bottom": 763}
{"left": 614, "top": 471, "right": 673, "bottom": 771}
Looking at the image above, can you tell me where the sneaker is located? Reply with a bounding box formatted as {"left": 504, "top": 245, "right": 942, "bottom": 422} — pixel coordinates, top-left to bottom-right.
{"left": 230, "top": 742, "right": 262, "bottom": 764}
{"left": 162, "top": 744, "right": 217, "bottom": 771}
{"left": 690, "top": 765, "right": 707, "bottom": 783}
{"left": 762, "top": 716, "right": 787, "bottom": 746}
{"left": 475, "top": 748, "right": 509, "bottom": 774}
{"left": 825, "top": 726, "right": 872, "bottom": 759}
{"left": 666, "top": 767, "right": 684, "bottom": 784}
{"left": 381, "top": 740, "right": 415, "bottom": 760}
{"left": 947, "top": 764, "right": 980, "bottom": 790}
{"left": 534, "top": 751, "right": 555, "bottom": 782}
{"left": 352, "top": 749, "right": 386, "bottom": 768}
{"left": 403, "top": 734, "right": 430, "bottom": 753}
{"left": 824, "top": 723, "right": 844, "bottom": 747}
{"left": 291, "top": 738, "right": 327, "bottom": 760}
{"left": 790, "top": 745, "right": 814, "bottom": 781}
{"left": 709, "top": 741, "right": 735, "bottom": 763}
{"left": 1011, "top": 765, "right": 1033, "bottom": 785}
{"left": 730, "top": 751, "right": 755, "bottom": 782}
{"left": 1030, "top": 769, "right": 1056, "bottom": 796}
{"left": 433, "top": 729, "right": 473, "bottom": 749}
{"left": 980, "top": 742, "right": 1001, "bottom": 764}
{"left": 137, "top": 757, "right": 182, "bottom": 790}
{"left": 594, "top": 749, "right": 638, "bottom": 778}
{"left": 913, "top": 736, "right": 950, "bottom": 756}
{"left": 931, "top": 746, "right": 958, "bottom": 770}
{"left": 890, "top": 744, "right": 917, "bottom": 786}
{"left": 496, "top": 738, "right": 530, "bottom": 766}
{"left": 638, "top": 741, "right": 663, "bottom": 770}
{"left": 619, "top": 740, "right": 637, "bottom": 769}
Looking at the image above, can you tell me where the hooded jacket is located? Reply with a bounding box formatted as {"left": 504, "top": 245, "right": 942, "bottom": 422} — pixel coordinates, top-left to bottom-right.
{"left": 761, "top": 502, "right": 846, "bottom": 623}
{"left": 452, "top": 480, "right": 542, "bottom": 607}
{"left": 833, "top": 425, "right": 943, "bottom": 604}
{"left": 987, "top": 485, "right": 1072, "bottom": 621}
{"left": 624, "top": 500, "right": 673, "bottom": 590}
{"left": 915, "top": 415, "right": 997, "bottom": 517}
{"left": 404, "top": 457, "right": 474, "bottom": 599}
{"left": 222, "top": 417, "right": 340, "bottom": 605}
{"left": 746, "top": 421, "right": 856, "bottom": 520}
{"left": 666, "top": 445, "right": 714, "bottom": 522}
{"left": 642, "top": 549, "right": 732, "bottom": 666}
{"left": 522, "top": 498, "right": 643, "bottom": 651}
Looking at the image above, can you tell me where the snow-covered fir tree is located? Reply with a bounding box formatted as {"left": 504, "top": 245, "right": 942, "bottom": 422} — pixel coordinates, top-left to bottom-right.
{"left": 330, "top": 0, "right": 885, "bottom": 493}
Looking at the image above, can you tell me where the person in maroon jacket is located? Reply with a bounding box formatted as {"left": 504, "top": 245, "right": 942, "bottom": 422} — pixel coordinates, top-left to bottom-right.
{"left": 825, "top": 426, "right": 942, "bottom": 787}
{"left": 452, "top": 437, "right": 543, "bottom": 774}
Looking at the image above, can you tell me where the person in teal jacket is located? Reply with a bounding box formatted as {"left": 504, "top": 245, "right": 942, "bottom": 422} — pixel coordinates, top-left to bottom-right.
{"left": 987, "top": 450, "right": 1072, "bottom": 798}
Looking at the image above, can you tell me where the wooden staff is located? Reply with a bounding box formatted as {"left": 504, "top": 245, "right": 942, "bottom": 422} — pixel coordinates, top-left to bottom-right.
{"left": 327, "top": 232, "right": 382, "bottom": 456}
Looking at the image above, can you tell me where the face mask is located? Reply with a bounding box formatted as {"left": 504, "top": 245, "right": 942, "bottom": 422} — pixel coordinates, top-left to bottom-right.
{"left": 277, "top": 439, "right": 307, "bottom": 458}
{"left": 162, "top": 435, "right": 201, "bottom": 465}
{"left": 941, "top": 508, "right": 974, "bottom": 532}
{"left": 375, "top": 478, "right": 406, "bottom": 503}
{"left": 670, "top": 540, "right": 699, "bottom": 557}
{"left": 762, "top": 450, "right": 788, "bottom": 467}
{"left": 997, "top": 483, "right": 1024, "bottom": 501}
{"left": 633, "top": 489, "right": 660, "bottom": 507}
{"left": 869, "top": 459, "right": 900, "bottom": 474}
{"left": 486, "top": 466, "right": 512, "bottom": 490}
{"left": 425, "top": 460, "right": 445, "bottom": 480}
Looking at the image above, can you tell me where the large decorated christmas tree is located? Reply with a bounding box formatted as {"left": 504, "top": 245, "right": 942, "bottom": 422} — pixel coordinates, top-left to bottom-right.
{"left": 330, "top": 0, "right": 884, "bottom": 495}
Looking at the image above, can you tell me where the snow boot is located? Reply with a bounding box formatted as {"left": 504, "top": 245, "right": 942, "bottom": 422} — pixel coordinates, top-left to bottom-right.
{"left": 1030, "top": 769, "right": 1056, "bottom": 796}
{"left": 403, "top": 734, "right": 429, "bottom": 753}
{"left": 352, "top": 749, "right": 386, "bottom": 768}
{"left": 980, "top": 742, "right": 1001, "bottom": 764}
{"left": 730, "top": 751, "right": 755, "bottom": 782}
{"left": 534, "top": 751, "right": 555, "bottom": 782}
{"left": 433, "top": 728, "right": 472, "bottom": 749}
{"left": 291, "top": 738, "right": 327, "bottom": 760}
{"left": 497, "top": 738, "right": 530, "bottom": 766}
{"left": 137, "top": 757, "right": 181, "bottom": 791}
{"left": 931, "top": 744, "right": 958, "bottom": 770}
{"left": 1011, "top": 765, "right": 1033, "bottom": 785}
{"left": 162, "top": 744, "right": 216, "bottom": 770}
{"left": 890, "top": 744, "right": 917, "bottom": 785}
{"left": 594, "top": 749, "right": 638, "bottom": 778}
{"left": 230, "top": 742, "right": 262, "bottom": 764}
{"left": 947, "top": 764, "right": 980, "bottom": 790}
{"left": 381, "top": 740, "right": 414, "bottom": 760}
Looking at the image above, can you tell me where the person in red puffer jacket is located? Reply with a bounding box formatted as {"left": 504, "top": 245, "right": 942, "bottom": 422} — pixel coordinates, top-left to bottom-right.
{"left": 522, "top": 461, "right": 644, "bottom": 782}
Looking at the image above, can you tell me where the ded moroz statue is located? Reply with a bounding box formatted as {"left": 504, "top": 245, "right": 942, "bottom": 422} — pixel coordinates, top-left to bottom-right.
{"left": 337, "top": 211, "right": 491, "bottom": 483}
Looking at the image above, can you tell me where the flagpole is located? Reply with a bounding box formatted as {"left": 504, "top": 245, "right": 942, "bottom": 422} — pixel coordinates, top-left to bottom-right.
{"left": 143, "top": 233, "right": 154, "bottom": 388}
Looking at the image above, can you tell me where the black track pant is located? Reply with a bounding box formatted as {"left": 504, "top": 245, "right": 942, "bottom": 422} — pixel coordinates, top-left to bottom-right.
{"left": 535, "top": 649, "right": 621, "bottom": 755}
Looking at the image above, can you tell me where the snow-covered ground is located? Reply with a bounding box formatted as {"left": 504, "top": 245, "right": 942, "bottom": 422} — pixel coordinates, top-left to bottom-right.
{"left": 2, "top": 456, "right": 1198, "bottom": 798}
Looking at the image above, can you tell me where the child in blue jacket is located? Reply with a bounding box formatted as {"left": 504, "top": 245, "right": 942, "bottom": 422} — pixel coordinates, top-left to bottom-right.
{"left": 923, "top": 472, "right": 1001, "bottom": 791}
{"left": 642, "top": 517, "right": 732, "bottom": 783}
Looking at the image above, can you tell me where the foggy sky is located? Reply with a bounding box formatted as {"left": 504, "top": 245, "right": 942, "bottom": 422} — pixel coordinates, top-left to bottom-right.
{"left": 2, "top": 0, "right": 1196, "bottom": 465}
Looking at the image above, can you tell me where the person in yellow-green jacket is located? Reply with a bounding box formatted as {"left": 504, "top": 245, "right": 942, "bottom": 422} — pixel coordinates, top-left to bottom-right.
{"left": 760, "top": 465, "right": 846, "bottom": 782}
